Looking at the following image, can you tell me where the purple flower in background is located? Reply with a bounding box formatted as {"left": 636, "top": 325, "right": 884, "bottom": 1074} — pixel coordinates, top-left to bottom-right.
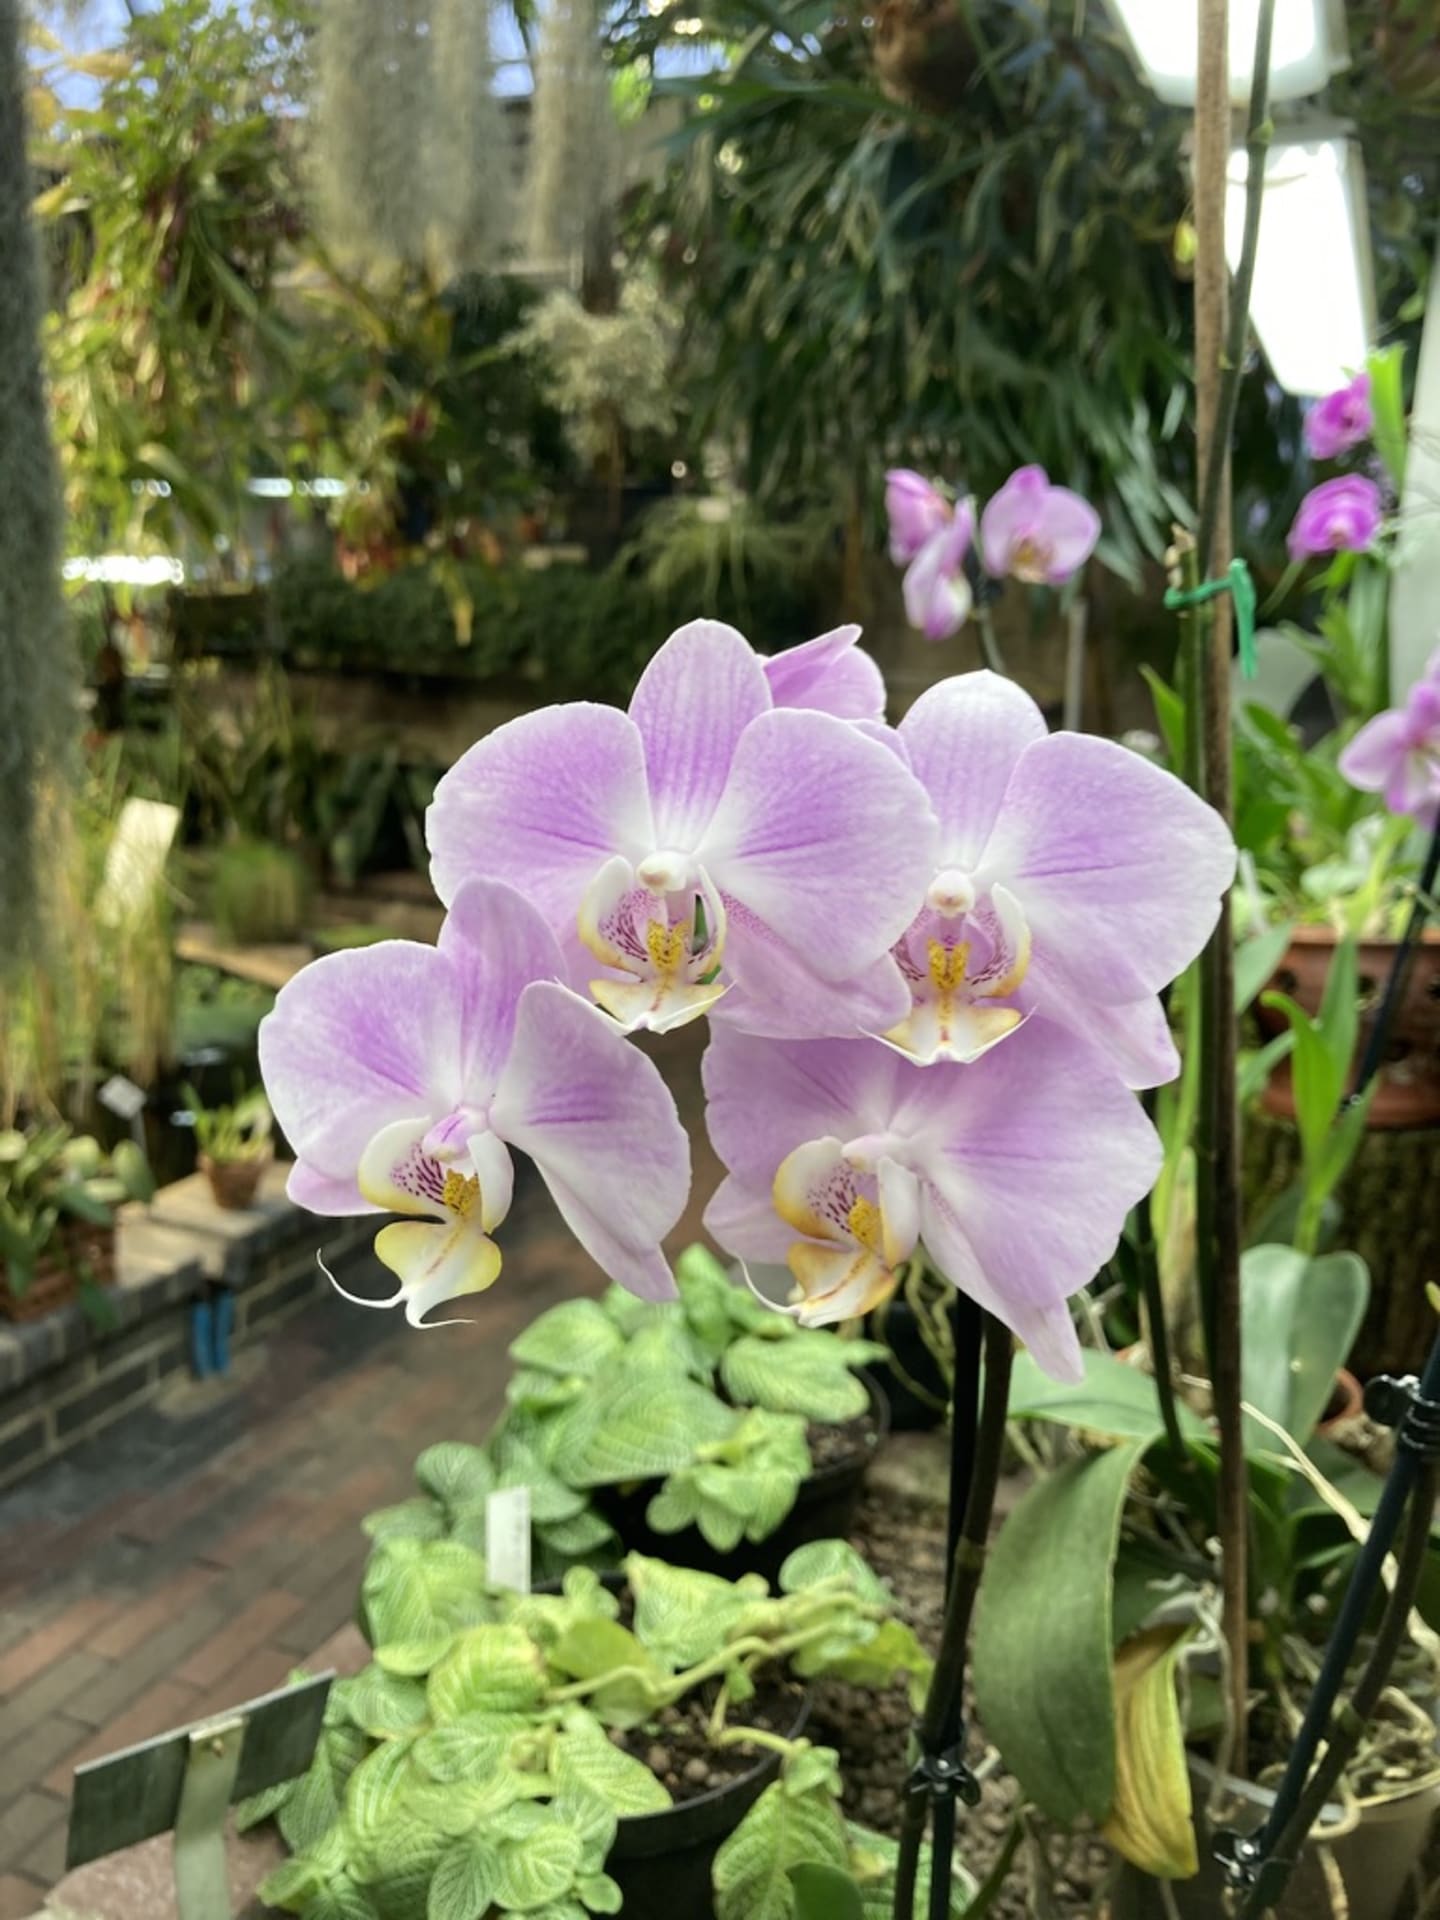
{"left": 702, "top": 1019, "right": 1163, "bottom": 1382}
{"left": 1287, "top": 474, "right": 1383, "bottom": 559}
{"left": 1340, "top": 674, "right": 1440, "bottom": 828}
{"left": 882, "top": 672, "right": 1235, "bottom": 1087}
{"left": 902, "top": 499, "right": 975, "bottom": 642}
{"left": 885, "top": 469, "right": 951, "bottom": 564}
{"left": 427, "top": 621, "right": 939, "bottom": 1040}
{"left": 1303, "top": 372, "right": 1373, "bottom": 461}
{"left": 259, "top": 880, "right": 690, "bottom": 1320}
{"left": 760, "top": 624, "right": 886, "bottom": 723}
{"left": 980, "top": 466, "right": 1100, "bottom": 586}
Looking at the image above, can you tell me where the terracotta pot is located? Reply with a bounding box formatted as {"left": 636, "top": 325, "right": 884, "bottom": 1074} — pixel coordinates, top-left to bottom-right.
{"left": 1256, "top": 926, "right": 1440, "bottom": 1129}
{"left": 0, "top": 1220, "right": 115, "bottom": 1322}
{"left": 200, "top": 1152, "right": 269, "bottom": 1212}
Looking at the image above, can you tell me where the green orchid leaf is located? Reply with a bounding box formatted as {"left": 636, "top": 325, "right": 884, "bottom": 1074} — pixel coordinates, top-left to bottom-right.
{"left": 972, "top": 1438, "right": 1149, "bottom": 1826}
{"left": 1240, "top": 1244, "right": 1369, "bottom": 1449}
{"left": 1007, "top": 1350, "right": 1207, "bottom": 1443}
{"left": 789, "top": 1862, "right": 865, "bottom": 1920}
{"left": 1101, "top": 1625, "right": 1197, "bottom": 1878}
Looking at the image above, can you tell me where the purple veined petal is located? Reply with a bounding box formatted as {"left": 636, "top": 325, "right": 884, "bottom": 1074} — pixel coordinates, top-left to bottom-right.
{"left": 877, "top": 1156, "right": 921, "bottom": 1267}
{"left": 1037, "top": 489, "right": 1102, "bottom": 584}
{"left": 490, "top": 980, "right": 689, "bottom": 1300}
{"left": 628, "top": 620, "right": 772, "bottom": 849}
{"left": 899, "top": 671, "right": 1048, "bottom": 871}
{"left": 978, "top": 466, "right": 1048, "bottom": 576}
{"left": 1338, "top": 709, "right": 1409, "bottom": 793}
{"left": 287, "top": 1159, "right": 376, "bottom": 1216}
{"left": 437, "top": 879, "right": 568, "bottom": 1096}
{"left": 696, "top": 708, "right": 940, "bottom": 984}
{"left": 977, "top": 731, "right": 1235, "bottom": 1006}
{"left": 704, "top": 1173, "right": 795, "bottom": 1263}
{"left": 259, "top": 941, "right": 462, "bottom": 1187}
{"left": 702, "top": 1027, "right": 903, "bottom": 1192}
{"left": 853, "top": 720, "right": 911, "bottom": 764}
{"left": 902, "top": 519, "right": 974, "bottom": 641}
{"left": 713, "top": 899, "right": 912, "bottom": 1040}
{"left": 427, "top": 703, "right": 655, "bottom": 926}
{"left": 761, "top": 625, "right": 887, "bottom": 723}
{"left": 1384, "top": 751, "right": 1440, "bottom": 821}
{"left": 900, "top": 1022, "right": 1163, "bottom": 1382}
{"left": 1013, "top": 985, "right": 1180, "bottom": 1091}
{"left": 885, "top": 469, "right": 950, "bottom": 564}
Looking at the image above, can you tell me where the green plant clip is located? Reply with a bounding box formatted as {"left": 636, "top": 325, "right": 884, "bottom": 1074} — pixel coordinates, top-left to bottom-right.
{"left": 1163, "top": 559, "right": 1258, "bottom": 679}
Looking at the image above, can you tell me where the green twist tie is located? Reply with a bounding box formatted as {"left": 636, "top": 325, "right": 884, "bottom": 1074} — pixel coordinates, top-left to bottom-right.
{"left": 1163, "top": 558, "right": 1257, "bottom": 679}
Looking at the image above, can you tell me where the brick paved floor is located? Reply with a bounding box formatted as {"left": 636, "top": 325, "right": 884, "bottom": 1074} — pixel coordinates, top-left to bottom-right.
{"left": 0, "top": 1029, "right": 718, "bottom": 1916}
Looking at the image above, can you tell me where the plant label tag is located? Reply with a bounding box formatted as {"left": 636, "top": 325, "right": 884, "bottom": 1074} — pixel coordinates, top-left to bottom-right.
{"left": 486, "top": 1486, "right": 532, "bottom": 1595}
{"left": 98, "top": 1075, "right": 147, "bottom": 1121}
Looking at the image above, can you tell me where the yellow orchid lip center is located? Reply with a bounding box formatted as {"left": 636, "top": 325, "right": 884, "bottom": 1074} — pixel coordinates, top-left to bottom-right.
{"left": 770, "top": 1138, "right": 915, "bottom": 1325}
{"left": 884, "top": 883, "right": 1033, "bottom": 1066}
{"left": 578, "top": 856, "right": 729, "bottom": 1034}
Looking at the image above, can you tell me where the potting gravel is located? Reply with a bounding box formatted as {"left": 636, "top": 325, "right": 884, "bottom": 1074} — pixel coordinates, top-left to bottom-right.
{"left": 821, "top": 1482, "right": 1114, "bottom": 1918}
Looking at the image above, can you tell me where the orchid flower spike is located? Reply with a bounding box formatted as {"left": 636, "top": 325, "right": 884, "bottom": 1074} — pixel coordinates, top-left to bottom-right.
{"left": 882, "top": 672, "right": 1235, "bottom": 1087}
{"left": 427, "top": 620, "right": 938, "bottom": 1042}
{"left": 703, "top": 1019, "right": 1163, "bottom": 1383}
{"left": 980, "top": 466, "right": 1100, "bottom": 586}
{"left": 1340, "top": 672, "right": 1440, "bottom": 828}
{"left": 258, "top": 879, "right": 690, "bottom": 1322}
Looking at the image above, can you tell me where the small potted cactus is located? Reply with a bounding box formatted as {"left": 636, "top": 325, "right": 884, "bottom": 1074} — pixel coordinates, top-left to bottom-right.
{"left": 0, "top": 1125, "right": 154, "bottom": 1321}
{"left": 185, "top": 1082, "right": 274, "bottom": 1211}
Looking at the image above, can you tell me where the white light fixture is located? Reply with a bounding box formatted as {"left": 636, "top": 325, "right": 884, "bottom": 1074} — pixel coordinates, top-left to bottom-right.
{"left": 63, "top": 554, "right": 186, "bottom": 587}
{"left": 1226, "top": 131, "right": 1376, "bottom": 396}
{"left": 1108, "top": 0, "right": 1348, "bottom": 106}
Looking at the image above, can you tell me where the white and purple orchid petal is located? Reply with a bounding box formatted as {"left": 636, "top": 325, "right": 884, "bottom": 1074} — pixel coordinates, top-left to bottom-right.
{"left": 902, "top": 521, "right": 974, "bottom": 642}
{"left": 885, "top": 470, "right": 950, "bottom": 564}
{"left": 702, "top": 1028, "right": 902, "bottom": 1192}
{"left": 287, "top": 1159, "right": 375, "bottom": 1217}
{"left": 1037, "top": 488, "right": 1103, "bottom": 584}
{"left": 772, "top": 1136, "right": 864, "bottom": 1246}
{"left": 977, "top": 731, "right": 1235, "bottom": 1007}
{"left": 628, "top": 620, "right": 772, "bottom": 849}
{"left": 714, "top": 902, "right": 912, "bottom": 1040}
{"left": 437, "top": 879, "right": 567, "bottom": 1096}
{"left": 1017, "top": 979, "right": 1179, "bottom": 1090}
{"left": 467, "top": 1129, "right": 515, "bottom": 1231}
{"left": 490, "top": 980, "right": 688, "bottom": 1300}
{"left": 578, "top": 855, "right": 658, "bottom": 975}
{"left": 899, "top": 672, "right": 1047, "bottom": 871}
{"left": 359, "top": 1117, "right": 471, "bottom": 1221}
{"left": 762, "top": 625, "right": 887, "bottom": 723}
{"left": 853, "top": 720, "right": 911, "bottom": 765}
{"left": 697, "top": 708, "right": 939, "bottom": 984}
{"left": 591, "top": 974, "right": 730, "bottom": 1034}
{"left": 369, "top": 1219, "right": 504, "bottom": 1328}
{"left": 427, "top": 703, "right": 655, "bottom": 925}
{"left": 900, "top": 1023, "right": 1162, "bottom": 1382}
{"left": 1385, "top": 752, "right": 1440, "bottom": 820}
{"left": 979, "top": 466, "right": 1048, "bottom": 577}
{"left": 258, "top": 941, "right": 461, "bottom": 1188}
{"left": 880, "top": 995, "right": 1025, "bottom": 1067}
{"left": 703, "top": 1175, "right": 794, "bottom": 1264}
{"left": 877, "top": 1156, "right": 921, "bottom": 1268}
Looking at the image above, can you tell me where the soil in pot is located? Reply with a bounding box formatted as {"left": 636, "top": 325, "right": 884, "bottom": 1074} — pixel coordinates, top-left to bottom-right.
{"left": 201, "top": 1152, "right": 269, "bottom": 1211}
{"left": 1257, "top": 925, "right": 1440, "bottom": 1130}
{"left": 608, "top": 1670, "right": 809, "bottom": 1920}
{"left": 595, "top": 1376, "right": 888, "bottom": 1583}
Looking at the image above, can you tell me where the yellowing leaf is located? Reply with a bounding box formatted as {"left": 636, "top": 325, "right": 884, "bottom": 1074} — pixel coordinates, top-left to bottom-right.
{"left": 1102, "top": 1626, "right": 1198, "bottom": 1879}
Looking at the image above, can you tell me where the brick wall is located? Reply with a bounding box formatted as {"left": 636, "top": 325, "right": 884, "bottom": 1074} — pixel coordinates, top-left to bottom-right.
{"left": 0, "top": 1168, "right": 370, "bottom": 1491}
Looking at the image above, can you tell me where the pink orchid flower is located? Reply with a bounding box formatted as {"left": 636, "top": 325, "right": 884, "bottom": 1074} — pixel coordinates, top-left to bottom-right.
{"left": 1287, "top": 474, "right": 1383, "bottom": 559}
{"left": 427, "top": 620, "right": 939, "bottom": 1041}
{"left": 1340, "top": 673, "right": 1440, "bottom": 828}
{"left": 1303, "top": 372, "right": 1373, "bottom": 462}
{"left": 885, "top": 469, "right": 951, "bottom": 564}
{"left": 879, "top": 672, "right": 1235, "bottom": 1086}
{"left": 979, "top": 466, "right": 1100, "bottom": 585}
{"left": 258, "top": 879, "right": 690, "bottom": 1322}
{"left": 760, "top": 623, "right": 885, "bottom": 722}
{"left": 702, "top": 1018, "right": 1162, "bottom": 1383}
{"left": 902, "top": 500, "right": 976, "bottom": 642}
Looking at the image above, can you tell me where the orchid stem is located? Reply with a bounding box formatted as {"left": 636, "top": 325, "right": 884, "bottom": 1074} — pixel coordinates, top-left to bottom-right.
{"left": 892, "top": 1312, "right": 1014, "bottom": 1920}
{"left": 975, "top": 605, "right": 1007, "bottom": 678}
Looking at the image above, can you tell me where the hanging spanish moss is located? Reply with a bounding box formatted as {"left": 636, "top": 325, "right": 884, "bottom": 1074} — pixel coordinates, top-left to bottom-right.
{"left": 526, "top": 0, "right": 620, "bottom": 279}
{"left": 0, "top": 0, "right": 74, "bottom": 970}
{"left": 310, "top": 0, "right": 511, "bottom": 277}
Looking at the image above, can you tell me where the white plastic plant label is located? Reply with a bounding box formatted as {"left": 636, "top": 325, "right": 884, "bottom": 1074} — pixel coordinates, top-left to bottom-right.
{"left": 98, "top": 1075, "right": 147, "bottom": 1121}
{"left": 486, "top": 1486, "right": 532, "bottom": 1595}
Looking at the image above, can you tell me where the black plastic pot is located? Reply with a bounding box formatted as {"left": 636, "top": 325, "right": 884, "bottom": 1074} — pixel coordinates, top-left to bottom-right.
{"left": 608, "top": 1690, "right": 811, "bottom": 1920}
{"left": 594, "top": 1371, "right": 889, "bottom": 1583}
{"left": 867, "top": 1298, "right": 948, "bottom": 1432}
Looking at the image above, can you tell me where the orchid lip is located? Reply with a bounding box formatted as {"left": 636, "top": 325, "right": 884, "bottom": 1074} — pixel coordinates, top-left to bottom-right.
{"left": 422, "top": 1106, "right": 490, "bottom": 1162}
